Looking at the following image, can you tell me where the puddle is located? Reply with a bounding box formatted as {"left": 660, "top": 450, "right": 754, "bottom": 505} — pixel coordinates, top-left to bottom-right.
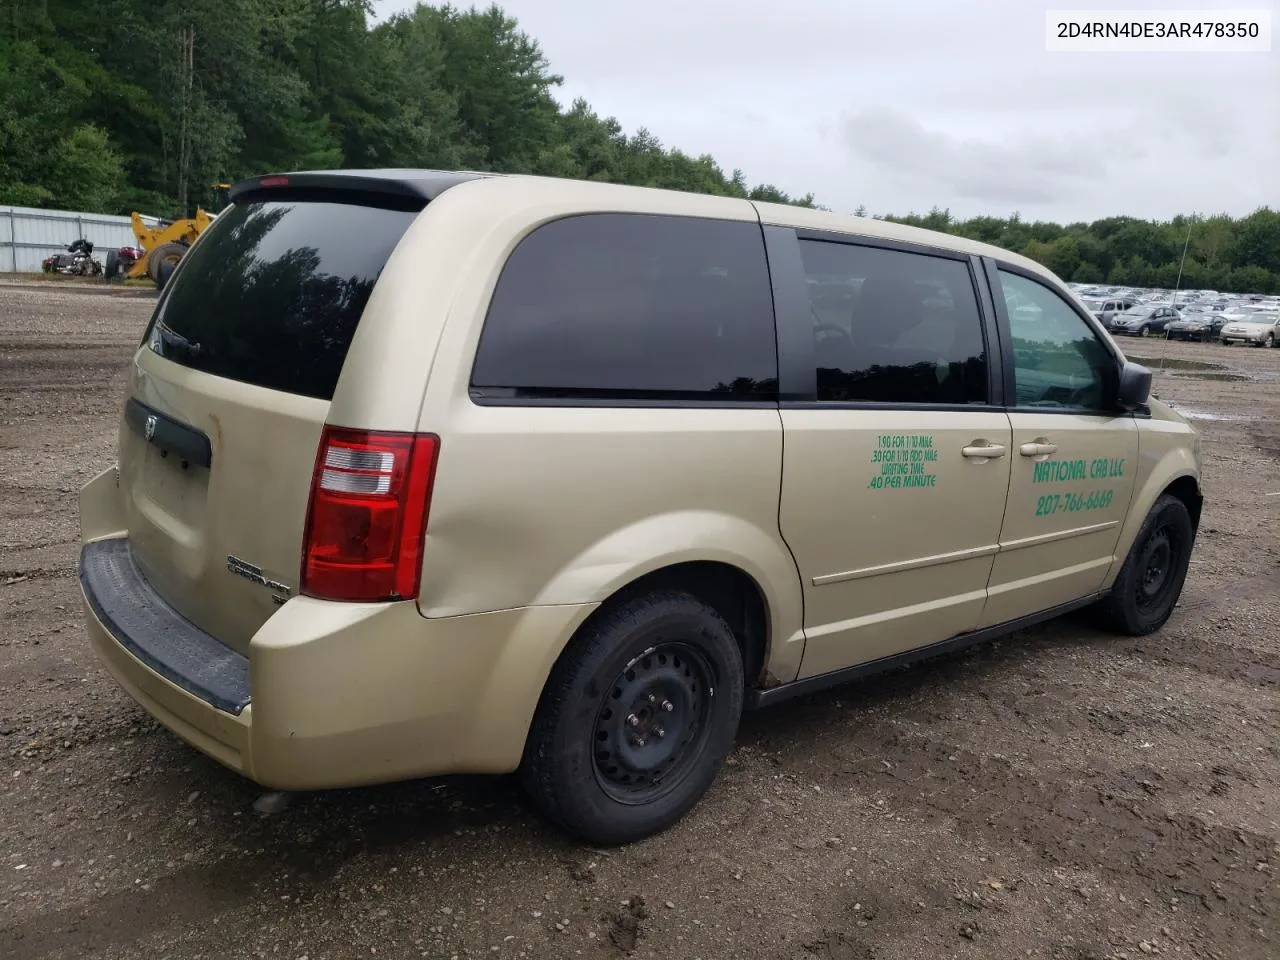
{"left": 1127, "top": 355, "right": 1226, "bottom": 372}
{"left": 1164, "top": 406, "right": 1256, "bottom": 422}
{"left": 1128, "top": 353, "right": 1269, "bottom": 382}
{"left": 1171, "top": 372, "right": 1250, "bottom": 382}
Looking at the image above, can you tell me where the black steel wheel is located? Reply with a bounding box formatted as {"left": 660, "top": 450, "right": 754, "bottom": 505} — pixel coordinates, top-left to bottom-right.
{"left": 591, "top": 642, "right": 716, "bottom": 805}
{"left": 1094, "top": 494, "right": 1195, "bottom": 635}
{"left": 1133, "top": 527, "right": 1176, "bottom": 616}
{"left": 521, "top": 591, "right": 743, "bottom": 845}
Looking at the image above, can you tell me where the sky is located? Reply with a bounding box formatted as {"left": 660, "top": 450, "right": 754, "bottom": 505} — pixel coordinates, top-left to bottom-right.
{"left": 371, "top": 0, "right": 1279, "bottom": 224}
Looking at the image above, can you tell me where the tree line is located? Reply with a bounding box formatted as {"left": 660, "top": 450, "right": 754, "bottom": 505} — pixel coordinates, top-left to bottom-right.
{"left": 0, "top": 0, "right": 812, "bottom": 217}
{"left": 875, "top": 207, "right": 1280, "bottom": 295}
{"left": 1, "top": 0, "right": 1274, "bottom": 293}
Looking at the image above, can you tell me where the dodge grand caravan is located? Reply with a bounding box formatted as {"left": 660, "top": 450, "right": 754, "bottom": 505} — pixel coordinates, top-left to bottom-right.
{"left": 79, "top": 170, "right": 1203, "bottom": 845}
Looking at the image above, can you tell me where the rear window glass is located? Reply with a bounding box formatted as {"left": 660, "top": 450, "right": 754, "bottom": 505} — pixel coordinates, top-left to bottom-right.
{"left": 470, "top": 213, "right": 777, "bottom": 401}
{"left": 146, "top": 199, "right": 418, "bottom": 400}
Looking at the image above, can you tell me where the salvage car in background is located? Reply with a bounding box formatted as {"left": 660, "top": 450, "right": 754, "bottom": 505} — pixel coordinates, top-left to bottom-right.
{"left": 1220, "top": 312, "right": 1280, "bottom": 347}
{"left": 1088, "top": 298, "right": 1138, "bottom": 326}
{"left": 1108, "top": 304, "right": 1180, "bottom": 337}
{"left": 1165, "top": 313, "right": 1229, "bottom": 343}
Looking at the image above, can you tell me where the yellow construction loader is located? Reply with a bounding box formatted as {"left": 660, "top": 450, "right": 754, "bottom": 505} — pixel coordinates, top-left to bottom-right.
{"left": 108, "top": 184, "right": 231, "bottom": 289}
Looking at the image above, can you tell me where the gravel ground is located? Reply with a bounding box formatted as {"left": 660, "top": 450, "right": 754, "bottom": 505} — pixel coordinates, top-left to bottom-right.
{"left": 1, "top": 282, "right": 1277, "bottom": 960}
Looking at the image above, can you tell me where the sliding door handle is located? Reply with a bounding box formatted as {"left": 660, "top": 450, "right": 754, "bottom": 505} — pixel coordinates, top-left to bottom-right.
{"left": 962, "top": 442, "right": 1007, "bottom": 460}
{"left": 1019, "top": 441, "right": 1059, "bottom": 458}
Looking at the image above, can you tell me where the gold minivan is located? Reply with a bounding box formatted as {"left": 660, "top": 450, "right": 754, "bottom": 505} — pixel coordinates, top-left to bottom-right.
{"left": 79, "top": 170, "right": 1202, "bottom": 844}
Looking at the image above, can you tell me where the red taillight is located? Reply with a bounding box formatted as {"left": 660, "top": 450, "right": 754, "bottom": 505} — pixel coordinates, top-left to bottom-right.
{"left": 300, "top": 427, "right": 439, "bottom": 602}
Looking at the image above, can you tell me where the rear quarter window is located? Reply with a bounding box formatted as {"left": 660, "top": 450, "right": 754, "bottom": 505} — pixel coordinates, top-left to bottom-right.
{"left": 145, "top": 198, "right": 419, "bottom": 400}
{"left": 470, "top": 213, "right": 778, "bottom": 402}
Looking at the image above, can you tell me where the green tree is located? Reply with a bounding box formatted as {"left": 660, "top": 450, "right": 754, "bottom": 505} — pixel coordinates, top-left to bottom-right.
{"left": 1072, "top": 261, "right": 1103, "bottom": 283}
{"left": 1232, "top": 208, "right": 1280, "bottom": 274}
{"left": 1025, "top": 235, "right": 1080, "bottom": 280}
{"left": 50, "top": 124, "right": 129, "bottom": 211}
{"left": 1227, "top": 265, "right": 1275, "bottom": 294}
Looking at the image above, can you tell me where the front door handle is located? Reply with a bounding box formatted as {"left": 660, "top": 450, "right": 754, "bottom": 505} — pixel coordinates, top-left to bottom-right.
{"left": 962, "top": 442, "right": 1007, "bottom": 460}
{"left": 1019, "top": 441, "right": 1059, "bottom": 458}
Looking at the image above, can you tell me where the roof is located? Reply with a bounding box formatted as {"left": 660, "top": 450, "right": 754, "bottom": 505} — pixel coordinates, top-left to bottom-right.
{"left": 229, "top": 167, "right": 1054, "bottom": 281}
{"left": 229, "top": 169, "right": 490, "bottom": 204}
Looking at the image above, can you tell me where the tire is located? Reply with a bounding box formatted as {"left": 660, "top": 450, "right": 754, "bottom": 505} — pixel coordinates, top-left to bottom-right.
{"left": 154, "top": 256, "right": 176, "bottom": 292}
{"left": 1267, "top": 333, "right": 1275, "bottom": 349}
{"left": 520, "top": 590, "right": 744, "bottom": 846}
{"left": 104, "top": 249, "right": 120, "bottom": 280}
{"left": 147, "top": 241, "right": 186, "bottom": 286}
{"left": 1137, "top": 325, "right": 1149, "bottom": 337}
{"left": 1094, "top": 494, "right": 1195, "bottom": 636}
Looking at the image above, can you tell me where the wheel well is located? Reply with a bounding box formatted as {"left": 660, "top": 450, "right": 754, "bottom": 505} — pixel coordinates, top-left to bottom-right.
{"left": 1163, "top": 475, "right": 1203, "bottom": 531}
{"left": 597, "top": 562, "right": 770, "bottom": 687}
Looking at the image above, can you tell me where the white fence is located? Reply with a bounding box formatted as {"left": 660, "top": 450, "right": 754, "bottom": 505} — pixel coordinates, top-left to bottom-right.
{"left": 0, "top": 205, "right": 162, "bottom": 273}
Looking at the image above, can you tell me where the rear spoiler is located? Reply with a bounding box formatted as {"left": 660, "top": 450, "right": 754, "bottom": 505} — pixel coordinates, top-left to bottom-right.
{"left": 229, "top": 170, "right": 484, "bottom": 210}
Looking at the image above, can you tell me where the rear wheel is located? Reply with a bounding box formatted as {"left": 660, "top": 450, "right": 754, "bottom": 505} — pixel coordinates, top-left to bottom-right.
{"left": 521, "top": 591, "right": 744, "bottom": 846}
{"left": 1094, "top": 495, "right": 1194, "bottom": 636}
{"left": 147, "top": 242, "right": 186, "bottom": 287}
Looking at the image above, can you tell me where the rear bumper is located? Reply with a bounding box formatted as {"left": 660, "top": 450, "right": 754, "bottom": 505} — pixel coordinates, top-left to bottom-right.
{"left": 78, "top": 536, "right": 597, "bottom": 790}
{"left": 81, "top": 539, "right": 250, "bottom": 714}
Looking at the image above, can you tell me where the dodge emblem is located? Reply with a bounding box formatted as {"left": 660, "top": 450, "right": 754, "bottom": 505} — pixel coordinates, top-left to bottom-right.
{"left": 144, "top": 414, "right": 157, "bottom": 441}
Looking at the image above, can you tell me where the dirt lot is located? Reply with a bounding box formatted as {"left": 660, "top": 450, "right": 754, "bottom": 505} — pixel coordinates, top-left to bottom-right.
{"left": 1, "top": 282, "right": 1277, "bottom": 960}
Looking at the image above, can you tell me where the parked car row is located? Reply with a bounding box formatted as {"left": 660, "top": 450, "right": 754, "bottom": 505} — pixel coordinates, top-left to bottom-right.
{"left": 1065, "top": 282, "right": 1280, "bottom": 346}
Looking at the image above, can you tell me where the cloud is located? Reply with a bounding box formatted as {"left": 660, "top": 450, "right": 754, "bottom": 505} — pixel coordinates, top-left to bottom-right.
{"left": 838, "top": 107, "right": 1110, "bottom": 208}
{"left": 373, "top": 0, "right": 1279, "bottom": 222}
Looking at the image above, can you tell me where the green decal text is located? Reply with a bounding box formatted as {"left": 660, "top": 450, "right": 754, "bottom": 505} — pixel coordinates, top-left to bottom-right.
{"left": 1034, "top": 489, "right": 1115, "bottom": 516}
{"left": 1032, "top": 457, "right": 1125, "bottom": 483}
{"left": 868, "top": 434, "right": 938, "bottom": 490}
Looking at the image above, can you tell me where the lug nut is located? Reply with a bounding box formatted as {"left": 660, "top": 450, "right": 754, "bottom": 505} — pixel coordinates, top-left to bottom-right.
{"left": 661, "top": 700, "right": 674, "bottom": 713}
{"left": 647, "top": 693, "right": 657, "bottom": 703}
{"left": 626, "top": 713, "right": 639, "bottom": 727}
{"left": 634, "top": 736, "right": 646, "bottom": 747}
{"left": 655, "top": 726, "right": 665, "bottom": 739}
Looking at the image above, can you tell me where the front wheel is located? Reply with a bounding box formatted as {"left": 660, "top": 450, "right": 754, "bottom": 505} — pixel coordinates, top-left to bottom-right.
{"left": 147, "top": 241, "right": 186, "bottom": 287}
{"left": 1093, "top": 494, "right": 1194, "bottom": 636}
{"left": 521, "top": 591, "right": 744, "bottom": 845}
{"left": 1137, "top": 325, "right": 1149, "bottom": 337}
{"left": 1266, "top": 333, "right": 1276, "bottom": 349}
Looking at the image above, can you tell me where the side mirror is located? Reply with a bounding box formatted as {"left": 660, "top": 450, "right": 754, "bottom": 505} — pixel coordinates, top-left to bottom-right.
{"left": 1117, "top": 361, "right": 1152, "bottom": 411}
